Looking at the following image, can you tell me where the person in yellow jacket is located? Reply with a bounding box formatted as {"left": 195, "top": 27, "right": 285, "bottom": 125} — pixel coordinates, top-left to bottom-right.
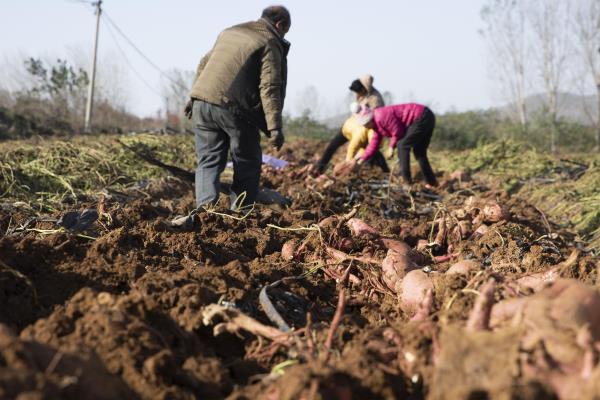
{"left": 313, "top": 103, "right": 389, "bottom": 174}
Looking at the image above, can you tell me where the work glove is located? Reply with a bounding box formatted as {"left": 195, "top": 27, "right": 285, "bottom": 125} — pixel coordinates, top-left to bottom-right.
{"left": 184, "top": 99, "right": 194, "bottom": 120}
{"left": 268, "top": 129, "right": 285, "bottom": 151}
{"left": 385, "top": 147, "right": 395, "bottom": 160}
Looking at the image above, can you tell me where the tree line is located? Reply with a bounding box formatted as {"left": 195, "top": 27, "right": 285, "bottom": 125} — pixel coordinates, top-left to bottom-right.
{"left": 481, "top": 0, "right": 600, "bottom": 151}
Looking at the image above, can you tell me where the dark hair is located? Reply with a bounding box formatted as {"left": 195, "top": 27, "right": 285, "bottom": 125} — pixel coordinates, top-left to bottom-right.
{"left": 261, "top": 5, "right": 291, "bottom": 27}
{"left": 349, "top": 79, "right": 366, "bottom": 93}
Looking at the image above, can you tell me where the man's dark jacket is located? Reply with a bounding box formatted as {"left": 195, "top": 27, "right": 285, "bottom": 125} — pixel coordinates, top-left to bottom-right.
{"left": 190, "top": 19, "right": 290, "bottom": 133}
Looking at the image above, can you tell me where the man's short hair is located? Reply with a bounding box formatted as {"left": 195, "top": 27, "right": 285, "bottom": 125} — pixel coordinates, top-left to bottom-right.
{"left": 261, "top": 5, "right": 291, "bottom": 27}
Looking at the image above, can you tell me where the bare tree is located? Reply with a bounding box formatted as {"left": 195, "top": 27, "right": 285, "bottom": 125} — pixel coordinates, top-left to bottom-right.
{"left": 573, "top": 0, "right": 600, "bottom": 151}
{"left": 481, "top": 0, "right": 530, "bottom": 129}
{"left": 295, "top": 85, "right": 320, "bottom": 119}
{"left": 69, "top": 47, "right": 132, "bottom": 124}
{"left": 0, "top": 48, "right": 141, "bottom": 133}
{"left": 527, "top": 0, "right": 572, "bottom": 151}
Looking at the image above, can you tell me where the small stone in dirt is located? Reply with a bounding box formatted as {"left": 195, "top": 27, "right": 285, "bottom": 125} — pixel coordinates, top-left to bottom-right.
{"left": 166, "top": 214, "right": 195, "bottom": 231}
{"left": 57, "top": 209, "right": 98, "bottom": 232}
{"left": 256, "top": 188, "right": 292, "bottom": 207}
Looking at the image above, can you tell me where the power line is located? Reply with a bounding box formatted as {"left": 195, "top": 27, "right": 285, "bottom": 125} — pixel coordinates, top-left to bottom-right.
{"left": 101, "top": 16, "right": 163, "bottom": 97}
{"left": 102, "top": 10, "right": 188, "bottom": 92}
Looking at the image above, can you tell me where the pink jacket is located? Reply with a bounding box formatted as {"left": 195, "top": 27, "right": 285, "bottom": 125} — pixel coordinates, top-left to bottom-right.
{"left": 361, "top": 103, "right": 425, "bottom": 161}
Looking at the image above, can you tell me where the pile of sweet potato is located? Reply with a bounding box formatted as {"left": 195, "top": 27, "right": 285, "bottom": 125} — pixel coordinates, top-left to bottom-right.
{"left": 280, "top": 210, "right": 499, "bottom": 315}
{"left": 420, "top": 196, "right": 511, "bottom": 254}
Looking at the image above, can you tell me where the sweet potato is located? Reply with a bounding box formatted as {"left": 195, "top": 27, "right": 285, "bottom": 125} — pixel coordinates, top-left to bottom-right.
{"left": 464, "top": 197, "right": 510, "bottom": 224}
{"left": 318, "top": 215, "right": 338, "bottom": 229}
{"left": 333, "top": 160, "right": 355, "bottom": 177}
{"left": 528, "top": 279, "right": 600, "bottom": 339}
{"left": 516, "top": 266, "right": 561, "bottom": 292}
{"left": 516, "top": 250, "right": 579, "bottom": 292}
{"left": 466, "top": 279, "right": 496, "bottom": 331}
{"left": 379, "top": 238, "right": 411, "bottom": 256}
{"left": 446, "top": 260, "right": 480, "bottom": 276}
{"left": 382, "top": 249, "right": 419, "bottom": 292}
{"left": 457, "top": 220, "right": 473, "bottom": 239}
{"left": 433, "top": 218, "right": 447, "bottom": 247}
{"left": 336, "top": 237, "right": 355, "bottom": 253}
{"left": 433, "top": 253, "right": 459, "bottom": 264}
{"left": 451, "top": 207, "right": 469, "bottom": 220}
{"left": 482, "top": 202, "right": 510, "bottom": 223}
{"left": 489, "top": 297, "right": 527, "bottom": 328}
{"left": 313, "top": 174, "right": 334, "bottom": 188}
{"left": 400, "top": 270, "right": 434, "bottom": 311}
{"left": 325, "top": 246, "right": 379, "bottom": 265}
{"left": 281, "top": 239, "right": 298, "bottom": 261}
{"left": 491, "top": 279, "right": 600, "bottom": 340}
{"left": 410, "top": 288, "right": 434, "bottom": 322}
{"left": 416, "top": 239, "right": 429, "bottom": 251}
{"left": 471, "top": 224, "right": 489, "bottom": 239}
{"left": 504, "top": 279, "right": 600, "bottom": 400}
{"left": 346, "top": 217, "right": 379, "bottom": 237}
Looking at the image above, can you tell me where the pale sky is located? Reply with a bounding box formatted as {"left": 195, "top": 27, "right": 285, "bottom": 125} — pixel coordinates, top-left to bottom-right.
{"left": 0, "top": 0, "right": 495, "bottom": 118}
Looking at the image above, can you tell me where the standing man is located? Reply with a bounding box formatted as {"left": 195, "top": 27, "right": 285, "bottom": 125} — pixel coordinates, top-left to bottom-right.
{"left": 186, "top": 6, "right": 291, "bottom": 209}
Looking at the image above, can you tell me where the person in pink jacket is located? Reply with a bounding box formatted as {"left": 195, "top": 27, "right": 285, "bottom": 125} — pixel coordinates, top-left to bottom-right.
{"left": 353, "top": 103, "right": 438, "bottom": 187}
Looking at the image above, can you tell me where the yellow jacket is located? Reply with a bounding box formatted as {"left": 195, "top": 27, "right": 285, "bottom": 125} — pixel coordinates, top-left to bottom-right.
{"left": 341, "top": 116, "right": 375, "bottom": 161}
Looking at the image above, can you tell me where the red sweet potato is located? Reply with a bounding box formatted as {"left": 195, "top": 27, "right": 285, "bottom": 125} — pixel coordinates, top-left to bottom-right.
{"left": 400, "top": 270, "right": 434, "bottom": 311}
{"left": 433, "top": 253, "right": 459, "bottom": 264}
{"left": 491, "top": 279, "right": 600, "bottom": 339}
{"left": 281, "top": 239, "right": 298, "bottom": 261}
{"left": 416, "top": 239, "right": 429, "bottom": 252}
{"left": 482, "top": 202, "right": 510, "bottom": 223}
{"left": 466, "top": 279, "right": 496, "bottom": 331}
{"left": 410, "top": 288, "right": 434, "bottom": 322}
{"left": 336, "top": 237, "right": 355, "bottom": 253}
{"left": 333, "top": 160, "right": 355, "bottom": 177}
{"left": 382, "top": 249, "right": 419, "bottom": 292}
{"left": 516, "top": 266, "right": 561, "bottom": 292}
{"left": 318, "top": 215, "right": 338, "bottom": 229}
{"left": 433, "top": 218, "right": 448, "bottom": 247}
{"left": 446, "top": 260, "right": 481, "bottom": 276}
{"left": 516, "top": 250, "right": 579, "bottom": 292}
{"left": 471, "top": 224, "right": 489, "bottom": 239}
{"left": 379, "top": 238, "right": 411, "bottom": 256}
{"left": 325, "top": 246, "right": 379, "bottom": 265}
{"left": 531, "top": 279, "right": 600, "bottom": 339}
{"left": 490, "top": 297, "right": 527, "bottom": 328}
{"left": 346, "top": 217, "right": 379, "bottom": 237}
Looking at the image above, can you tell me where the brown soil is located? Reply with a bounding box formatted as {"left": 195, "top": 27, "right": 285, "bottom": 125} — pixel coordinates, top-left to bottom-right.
{"left": 0, "top": 139, "right": 598, "bottom": 399}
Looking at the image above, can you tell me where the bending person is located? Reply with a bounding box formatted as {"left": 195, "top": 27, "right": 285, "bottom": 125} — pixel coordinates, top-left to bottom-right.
{"left": 352, "top": 103, "right": 438, "bottom": 187}
{"left": 312, "top": 73, "right": 386, "bottom": 174}
{"left": 350, "top": 74, "right": 385, "bottom": 109}
{"left": 313, "top": 104, "right": 389, "bottom": 174}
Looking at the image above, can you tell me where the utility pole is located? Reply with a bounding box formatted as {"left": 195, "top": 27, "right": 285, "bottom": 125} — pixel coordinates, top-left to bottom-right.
{"left": 84, "top": 0, "right": 102, "bottom": 133}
